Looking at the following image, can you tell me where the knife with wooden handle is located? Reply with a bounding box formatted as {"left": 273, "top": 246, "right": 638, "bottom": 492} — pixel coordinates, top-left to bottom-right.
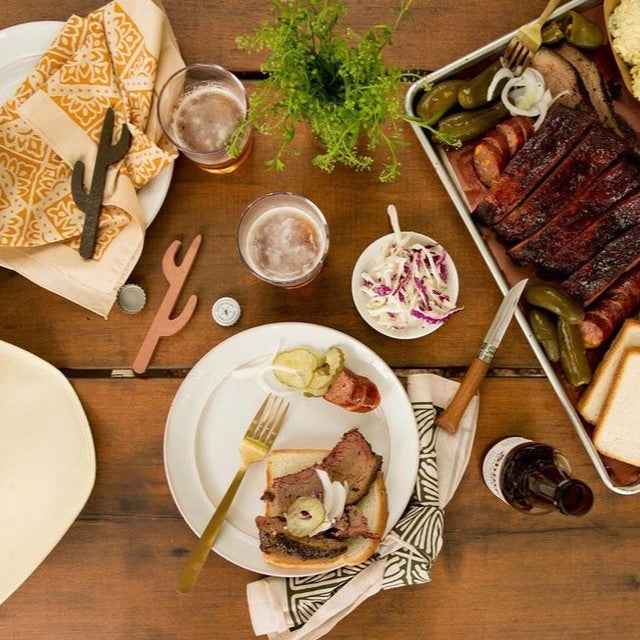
{"left": 435, "top": 279, "right": 528, "bottom": 434}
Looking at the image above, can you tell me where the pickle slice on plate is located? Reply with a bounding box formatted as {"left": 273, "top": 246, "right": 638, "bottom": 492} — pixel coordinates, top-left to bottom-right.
{"left": 273, "top": 348, "right": 325, "bottom": 389}
{"left": 285, "top": 497, "right": 326, "bottom": 537}
{"left": 303, "top": 346, "right": 346, "bottom": 397}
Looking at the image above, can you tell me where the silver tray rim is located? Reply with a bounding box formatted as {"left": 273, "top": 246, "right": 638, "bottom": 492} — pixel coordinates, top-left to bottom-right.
{"left": 404, "top": 0, "right": 640, "bottom": 495}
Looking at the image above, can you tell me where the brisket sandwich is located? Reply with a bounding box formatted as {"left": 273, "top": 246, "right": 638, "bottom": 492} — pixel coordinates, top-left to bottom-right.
{"left": 256, "top": 429, "right": 388, "bottom": 569}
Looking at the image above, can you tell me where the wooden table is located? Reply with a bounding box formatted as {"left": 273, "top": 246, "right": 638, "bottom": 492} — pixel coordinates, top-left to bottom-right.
{"left": 1, "top": 1, "right": 639, "bottom": 638}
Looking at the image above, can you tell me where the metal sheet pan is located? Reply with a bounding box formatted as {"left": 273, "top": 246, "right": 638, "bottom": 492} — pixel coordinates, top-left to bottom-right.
{"left": 405, "top": 0, "right": 640, "bottom": 494}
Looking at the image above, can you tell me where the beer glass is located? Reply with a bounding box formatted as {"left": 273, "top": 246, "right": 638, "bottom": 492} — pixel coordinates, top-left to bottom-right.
{"left": 237, "top": 192, "right": 330, "bottom": 288}
{"left": 158, "top": 63, "right": 252, "bottom": 173}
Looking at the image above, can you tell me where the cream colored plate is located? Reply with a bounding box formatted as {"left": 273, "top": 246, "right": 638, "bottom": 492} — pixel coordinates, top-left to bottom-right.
{"left": 0, "top": 341, "right": 95, "bottom": 605}
{"left": 164, "top": 322, "right": 419, "bottom": 577}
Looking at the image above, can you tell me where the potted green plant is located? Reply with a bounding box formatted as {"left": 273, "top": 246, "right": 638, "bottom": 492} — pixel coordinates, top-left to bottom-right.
{"left": 231, "top": 0, "right": 427, "bottom": 182}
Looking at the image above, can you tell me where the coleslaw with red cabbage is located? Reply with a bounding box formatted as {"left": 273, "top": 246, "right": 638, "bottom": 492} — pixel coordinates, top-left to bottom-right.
{"left": 360, "top": 235, "right": 462, "bottom": 331}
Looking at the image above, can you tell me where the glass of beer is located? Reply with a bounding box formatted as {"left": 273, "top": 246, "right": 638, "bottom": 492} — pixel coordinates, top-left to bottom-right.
{"left": 157, "top": 63, "right": 252, "bottom": 173}
{"left": 237, "top": 192, "right": 330, "bottom": 288}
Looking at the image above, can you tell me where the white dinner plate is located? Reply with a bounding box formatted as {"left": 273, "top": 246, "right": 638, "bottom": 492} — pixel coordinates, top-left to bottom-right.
{"left": 164, "top": 323, "right": 419, "bottom": 577}
{"left": 351, "top": 231, "right": 460, "bottom": 340}
{"left": 0, "top": 21, "right": 173, "bottom": 223}
{"left": 0, "top": 341, "right": 95, "bottom": 605}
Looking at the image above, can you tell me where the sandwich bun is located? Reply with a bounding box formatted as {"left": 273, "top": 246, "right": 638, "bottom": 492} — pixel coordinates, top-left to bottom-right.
{"left": 260, "top": 449, "right": 388, "bottom": 570}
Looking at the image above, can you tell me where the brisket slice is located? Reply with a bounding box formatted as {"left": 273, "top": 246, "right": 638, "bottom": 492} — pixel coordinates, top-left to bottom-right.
{"left": 530, "top": 48, "right": 583, "bottom": 109}
{"left": 508, "top": 161, "right": 640, "bottom": 266}
{"left": 256, "top": 516, "right": 347, "bottom": 559}
{"left": 330, "top": 505, "right": 378, "bottom": 540}
{"left": 267, "top": 429, "right": 383, "bottom": 515}
{"left": 319, "top": 429, "right": 382, "bottom": 506}
{"left": 545, "top": 190, "right": 640, "bottom": 276}
{"left": 268, "top": 467, "right": 323, "bottom": 515}
{"left": 493, "top": 125, "right": 632, "bottom": 243}
{"left": 557, "top": 43, "right": 633, "bottom": 140}
{"left": 561, "top": 223, "right": 640, "bottom": 306}
{"left": 472, "top": 106, "right": 595, "bottom": 226}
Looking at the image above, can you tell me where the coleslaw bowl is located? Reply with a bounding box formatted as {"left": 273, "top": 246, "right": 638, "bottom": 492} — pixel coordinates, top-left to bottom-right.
{"left": 351, "top": 231, "right": 460, "bottom": 340}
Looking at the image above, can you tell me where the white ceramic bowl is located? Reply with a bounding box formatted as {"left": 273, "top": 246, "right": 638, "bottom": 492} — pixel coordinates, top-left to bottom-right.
{"left": 351, "top": 231, "right": 460, "bottom": 340}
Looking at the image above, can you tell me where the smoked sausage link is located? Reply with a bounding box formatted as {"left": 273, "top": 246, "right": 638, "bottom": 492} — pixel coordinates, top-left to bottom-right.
{"left": 578, "top": 264, "right": 640, "bottom": 348}
{"left": 323, "top": 368, "right": 381, "bottom": 413}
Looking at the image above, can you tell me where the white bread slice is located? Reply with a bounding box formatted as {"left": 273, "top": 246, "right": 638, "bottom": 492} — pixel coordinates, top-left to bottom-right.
{"left": 578, "top": 319, "right": 640, "bottom": 424}
{"left": 261, "top": 449, "right": 388, "bottom": 569}
{"left": 592, "top": 347, "right": 640, "bottom": 466}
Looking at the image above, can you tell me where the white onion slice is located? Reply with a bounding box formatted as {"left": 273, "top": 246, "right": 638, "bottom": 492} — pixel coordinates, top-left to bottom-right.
{"left": 232, "top": 361, "right": 295, "bottom": 397}
{"left": 487, "top": 67, "right": 514, "bottom": 101}
{"left": 310, "top": 469, "right": 349, "bottom": 536}
{"left": 492, "top": 66, "right": 567, "bottom": 129}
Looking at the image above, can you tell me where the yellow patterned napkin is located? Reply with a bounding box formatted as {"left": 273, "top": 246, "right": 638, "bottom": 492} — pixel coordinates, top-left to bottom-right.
{"left": 0, "top": 0, "right": 183, "bottom": 316}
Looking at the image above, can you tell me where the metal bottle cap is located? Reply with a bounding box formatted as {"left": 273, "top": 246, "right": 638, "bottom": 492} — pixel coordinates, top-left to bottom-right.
{"left": 212, "top": 296, "right": 241, "bottom": 327}
{"left": 116, "top": 283, "right": 147, "bottom": 314}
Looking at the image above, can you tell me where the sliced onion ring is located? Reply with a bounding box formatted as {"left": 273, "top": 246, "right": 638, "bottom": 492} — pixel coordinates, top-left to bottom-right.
{"left": 490, "top": 65, "right": 568, "bottom": 129}
{"left": 487, "top": 67, "right": 514, "bottom": 101}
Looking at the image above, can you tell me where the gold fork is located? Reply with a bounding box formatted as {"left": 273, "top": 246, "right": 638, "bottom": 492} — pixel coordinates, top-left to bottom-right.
{"left": 176, "top": 394, "right": 289, "bottom": 594}
{"left": 502, "top": 0, "right": 563, "bottom": 74}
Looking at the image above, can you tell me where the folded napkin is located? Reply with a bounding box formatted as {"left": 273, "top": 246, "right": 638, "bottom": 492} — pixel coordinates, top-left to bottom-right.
{"left": 0, "top": 0, "right": 183, "bottom": 316}
{"left": 247, "top": 373, "right": 479, "bottom": 640}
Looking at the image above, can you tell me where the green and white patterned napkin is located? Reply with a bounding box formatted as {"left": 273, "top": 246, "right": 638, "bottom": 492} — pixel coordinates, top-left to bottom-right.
{"left": 247, "top": 373, "right": 479, "bottom": 640}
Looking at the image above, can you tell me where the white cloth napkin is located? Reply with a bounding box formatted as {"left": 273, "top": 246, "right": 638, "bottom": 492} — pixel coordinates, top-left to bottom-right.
{"left": 247, "top": 372, "right": 479, "bottom": 639}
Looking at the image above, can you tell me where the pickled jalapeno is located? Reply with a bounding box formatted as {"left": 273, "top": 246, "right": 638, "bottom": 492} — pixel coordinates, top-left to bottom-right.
{"left": 564, "top": 11, "right": 604, "bottom": 50}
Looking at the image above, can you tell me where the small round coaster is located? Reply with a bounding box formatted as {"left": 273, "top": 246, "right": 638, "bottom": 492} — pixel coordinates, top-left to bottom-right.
{"left": 212, "top": 296, "right": 241, "bottom": 327}
{"left": 116, "top": 284, "right": 147, "bottom": 314}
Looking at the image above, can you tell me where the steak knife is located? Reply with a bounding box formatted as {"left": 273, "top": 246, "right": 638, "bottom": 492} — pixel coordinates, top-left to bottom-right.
{"left": 435, "top": 278, "right": 528, "bottom": 434}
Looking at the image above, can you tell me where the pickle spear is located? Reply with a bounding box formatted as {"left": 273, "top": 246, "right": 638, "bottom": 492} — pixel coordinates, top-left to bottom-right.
{"left": 437, "top": 102, "right": 509, "bottom": 143}
{"left": 557, "top": 318, "right": 591, "bottom": 386}
{"left": 458, "top": 61, "right": 505, "bottom": 110}
{"left": 528, "top": 308, "right": 560, "bottom": 363}
{"left": 524, "top": 284, "right": 584, "bottom": 324}
{"left": 416, "top": 80, "right": 465, "bottom": 125}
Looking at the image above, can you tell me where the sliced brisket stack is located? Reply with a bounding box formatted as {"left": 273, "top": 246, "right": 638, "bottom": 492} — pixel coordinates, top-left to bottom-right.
{"left": 257, "top": 429, "right": 383, "bottom": 559}
{"left": 472, "top": 106, "right": 595, "bottom": 226}
{"left": 471, "top": 100, "right": 640, "bottom": 334}
{"left": 493, "top": 124, "right": 632, "bottom": 243}
{"left": 267, "top": 428, "right": 382, "bottom": 514}
{"left": 508, "top": 161, "right": 640, "bottom": 267}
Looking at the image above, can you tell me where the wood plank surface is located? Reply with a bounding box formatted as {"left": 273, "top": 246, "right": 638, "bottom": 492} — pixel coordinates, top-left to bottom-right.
{"left": 0, "top": 0, "right": 550, "bottom": 369}
{"left": 2, "top": 1, "right": 640, "bottom": 639}
{"left": 0, "top": 0, "right": 557, "bottom": 71}
{"left": 0, "top": 123, "right": 538, "bottom": 369}
{"left": 1, "top": 377, "right": 638, "bottom": 639}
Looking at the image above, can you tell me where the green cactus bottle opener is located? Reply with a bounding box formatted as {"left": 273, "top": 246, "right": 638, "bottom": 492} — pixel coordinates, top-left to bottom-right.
{"left": 71, "top": 107, "right": 131, "bottom": 260}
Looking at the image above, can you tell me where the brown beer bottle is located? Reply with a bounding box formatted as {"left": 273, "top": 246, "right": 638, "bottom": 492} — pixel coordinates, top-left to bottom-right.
{"left": 482, "top": 437, "right": 594, "bottom": 516}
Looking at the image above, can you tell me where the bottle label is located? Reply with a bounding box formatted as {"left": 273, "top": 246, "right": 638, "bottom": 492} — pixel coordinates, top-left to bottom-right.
{"left": 482, "top": 437, "right": 531, "bottom": 503}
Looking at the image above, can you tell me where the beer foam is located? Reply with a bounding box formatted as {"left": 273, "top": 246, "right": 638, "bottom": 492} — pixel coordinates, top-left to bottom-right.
{"left": 171, "top": 83, "right": 245, "bottom": 153}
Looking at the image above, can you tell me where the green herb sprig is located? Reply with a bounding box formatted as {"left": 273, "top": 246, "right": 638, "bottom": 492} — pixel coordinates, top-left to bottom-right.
{"left": 233, "top": 0, "right": 419, "bottom": 182}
